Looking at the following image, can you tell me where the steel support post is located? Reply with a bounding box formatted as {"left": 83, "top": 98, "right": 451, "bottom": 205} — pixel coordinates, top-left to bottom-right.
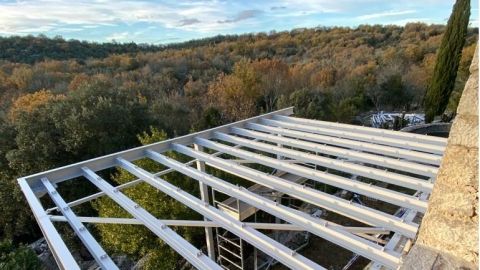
{"left": 193, "top": 143, "right": 216, "bottom": 260}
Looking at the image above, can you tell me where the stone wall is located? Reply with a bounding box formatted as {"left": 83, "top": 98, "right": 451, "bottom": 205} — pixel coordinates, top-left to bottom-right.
{"left": 401, "top": 47, "right": 478, "bottom": 269}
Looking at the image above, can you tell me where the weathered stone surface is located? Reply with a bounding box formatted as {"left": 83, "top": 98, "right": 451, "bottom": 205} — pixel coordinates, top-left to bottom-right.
{"left": 447, "top": 114, "right": 478, "bottom": 148}
{"left": 470, "top": 46, "right": 479, "bottom": 73}
{"left": 401, "top": 46, "right": 478, "bottom": 268}
{"left": 434, "top": 146, "right": 478, "bottom": 190}
{"left": 456, "top": 72, "right": 479, "bottom": 117}
{"left": 400, "top": 244, "right": 476, "bottom": 270}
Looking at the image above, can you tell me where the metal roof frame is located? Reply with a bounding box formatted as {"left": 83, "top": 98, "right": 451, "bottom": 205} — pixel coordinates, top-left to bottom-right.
{"left": 18, "top": 107, "right": 447, "bottom": 270}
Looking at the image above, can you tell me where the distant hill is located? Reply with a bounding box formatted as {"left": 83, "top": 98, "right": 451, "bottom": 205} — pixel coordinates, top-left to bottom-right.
{"left": 0, "top": 35, "right": 163, "bottom": 64}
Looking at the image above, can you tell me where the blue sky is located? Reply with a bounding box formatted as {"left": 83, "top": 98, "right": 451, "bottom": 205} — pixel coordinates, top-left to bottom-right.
{"left": 0, "top": 0, "right": 478, "bottom": 44}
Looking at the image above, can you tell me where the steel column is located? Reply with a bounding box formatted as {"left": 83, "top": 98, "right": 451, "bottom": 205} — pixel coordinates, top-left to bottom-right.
{"left": 194, "top": 144, "right": 216, "bottom": 260}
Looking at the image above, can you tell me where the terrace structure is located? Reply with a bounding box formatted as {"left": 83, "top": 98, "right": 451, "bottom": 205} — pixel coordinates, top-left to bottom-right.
{"left": 18, "top": 104, "right": 451, "bottom": 269}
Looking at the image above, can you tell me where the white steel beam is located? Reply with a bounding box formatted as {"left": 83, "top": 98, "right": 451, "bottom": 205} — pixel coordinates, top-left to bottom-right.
{"left": 273, "top": 115, "right": 447, "bottom": 147}
{"left": 247, "top": 123, "right": 443, "bottom": 165}
{"left": 116, "top": 157, "right": 324, "bottom": 270}
{"left": 45, "top": 144, "right": 254, "bottom": 214}
{"left": 147, "top": 150, "right": 401, "bottom": 268}
{"left": 81, "top": 167, "right": 222, "bottom": 270}
{"left": 194, "top": 144, "right": 216, "bottom": 260}
{"left": 18, "top": 178, "right": 80, "bottom": 270}
{"left": 195, "top": 138, "right": 428, "bottom": 213}
{"left": 261, "top": 118, "right": 445, "bottom": 155}
{"left": 216, "top": 131, "right": 434, "bottom": 192}
{"left": 169, "top": 143, "right": 417, "bottom": 239}
{"left": 41, "top": 178, "right": 119, "bottom": 270}
{"left": 23, "top": 107, "right": 294, "bottom": 193}
{"left": 231, "top": 127, "right": 438, "bottom": 177}
{"left": 49, "top": 216, "right": 390, "bottom": 234}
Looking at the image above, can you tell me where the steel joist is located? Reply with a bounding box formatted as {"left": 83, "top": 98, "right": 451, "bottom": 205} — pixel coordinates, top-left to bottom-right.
{"left": 18, "top": 107, "right": 445, "bottom": 270}
{"left": 171, "top": 143, "right": 418, "bottom": 238}
{"left": 115, "top": 157, "right": 323, "bottom": 270}
{"left": 146, "top": 149, "right": 401, "bottom": 268}
{"left": 230, "top": 127, "right": 438, "bottom": 177}
{"left": 214, "top": 131, "right": 434, "bottom": 191}
{"left": 246, "top": 122, "right": 443, "bottom": 165}
{"left": 41, "top": 178, "right": 119, "bottom": 270}
{"left": 82, "top": 167, "right": 222, "bottom": 270}
{"left": 272, "top": 115, "right": 447, "bottom": 147}
{"left": 194, "top": 137, "right": 428, "bottom": 213}
{"left": 260, "top": 118, "right": 445, "bottom": 155}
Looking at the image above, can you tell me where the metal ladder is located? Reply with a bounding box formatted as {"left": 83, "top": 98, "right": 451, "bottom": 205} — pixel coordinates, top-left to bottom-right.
{"left": 212, "top": 188, "right": 245, "bottom": 270}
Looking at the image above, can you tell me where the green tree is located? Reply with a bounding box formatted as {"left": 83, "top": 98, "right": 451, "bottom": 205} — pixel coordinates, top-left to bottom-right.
{"left": 0, "top": 240, "right": 41, "bottom": 270}
{"left": 94, "top": 127, "right": 201, "bottom": 269}
{"left": 424, "top": 0, "right": 471, "bottom": 122}
{"left": 277, "top": 89, "right": 329, "bottom": 120}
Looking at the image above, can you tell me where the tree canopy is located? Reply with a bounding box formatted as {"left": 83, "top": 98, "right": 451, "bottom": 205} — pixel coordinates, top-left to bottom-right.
{"left": 0, "top": 23, "right": 476, "bottom": 268}
{"left": 424, "top": 0, "right": 471, "bottom": 122}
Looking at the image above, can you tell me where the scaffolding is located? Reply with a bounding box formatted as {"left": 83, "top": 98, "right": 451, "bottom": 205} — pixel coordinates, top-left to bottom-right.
{"left": 18, "top": 107, "right": 447, "bottom": 270}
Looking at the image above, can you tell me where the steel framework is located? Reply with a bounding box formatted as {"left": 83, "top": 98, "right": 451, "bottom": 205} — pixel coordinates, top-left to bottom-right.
{"left": 18, "top": 107, "right": 446, "bottom": 270}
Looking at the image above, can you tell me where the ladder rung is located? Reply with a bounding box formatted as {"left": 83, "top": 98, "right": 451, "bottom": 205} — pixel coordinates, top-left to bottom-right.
{"left": 218, "top": 245, "right": 242, "bottom": 259}
{"left": 219, "top": 255, "right": 243, "bottom": 270}
{"left": 217, "top": 234, "right": 241, "bottom": 248}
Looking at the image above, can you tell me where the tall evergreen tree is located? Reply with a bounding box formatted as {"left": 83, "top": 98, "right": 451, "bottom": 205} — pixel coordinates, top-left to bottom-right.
{"left": 424, "top": 0, "right": 471, "bottom": 122}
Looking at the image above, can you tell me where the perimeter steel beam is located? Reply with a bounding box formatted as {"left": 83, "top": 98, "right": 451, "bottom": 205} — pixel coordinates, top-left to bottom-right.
{"left": 261, "top": 118, "right": 445, "bottom": 155}
{"left": 246, "top": 122, "right": 443, "bottom": 166}
{"left": 45, "top": 143, "right": 257, "bottom": 214}
{"left": 18, "top": 178, "right": 80, "bottom": 270}
{"left": 215, "top": 131, "right": 434, "bottom": 192}
{"left": 273, "top": 115, "right": 447, "bottom": 146}
{"left": 82, "top": 167, "right": 222, "bottom": 270}
{"left": 23, "top": 107, "right": 294, "bottom": 194}
{"left": 115, "top": 157, "right": 324, "bottom": 270}
{"left": 171, "top": 143, "right": 418, "bottom": 238}
{"left": 231, "top": 127, "right": 438, "bottom": 177}
{"left": 146, "top": 150, "right": 401, "bottom": 268}
{"left": 48, "top": 216, "right": 390, "bottom": 234}
{"left": 195, "top": 138, "right": 428, "bottom": 213}
{"left": 41, "top": 178, "right": 119, "bottom": 270}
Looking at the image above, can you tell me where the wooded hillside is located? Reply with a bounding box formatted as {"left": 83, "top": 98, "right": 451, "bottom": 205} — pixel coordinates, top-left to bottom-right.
{"left": 0, "top": 23, "right": 477, "bottom": 268}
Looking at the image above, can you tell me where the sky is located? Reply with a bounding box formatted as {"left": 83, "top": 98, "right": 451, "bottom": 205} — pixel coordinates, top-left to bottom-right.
{"left": 0, "top": 0, "right": 478, "bottom": 44}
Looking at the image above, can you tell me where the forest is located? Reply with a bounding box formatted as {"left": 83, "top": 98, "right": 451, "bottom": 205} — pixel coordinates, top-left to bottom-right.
{"left": 0, "top": 23, "right": 477, "bottom": 268}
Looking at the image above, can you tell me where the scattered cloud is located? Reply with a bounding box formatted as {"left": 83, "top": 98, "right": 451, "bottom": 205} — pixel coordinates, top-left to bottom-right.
{"left": 106, "top": 31, "right": 130, "bottom": 42}
{"left": 389, "top": 18, "right": 432, "bottom": 26}
{"left": 0, "top": 0, "right": 476, "bottom": 43}
{"left": 178, "top": 18, "right": 201, "bottom": 26}
{"left": 357, "top": 10, "right": 417, "bottom": 20}
{"left": 217, "top": 10, "right": 263, "bottom": 24}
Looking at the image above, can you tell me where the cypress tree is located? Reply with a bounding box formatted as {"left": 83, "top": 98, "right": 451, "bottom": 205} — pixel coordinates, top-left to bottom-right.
{"left": 424, "top": 0, "right": 470, "bottom": 123}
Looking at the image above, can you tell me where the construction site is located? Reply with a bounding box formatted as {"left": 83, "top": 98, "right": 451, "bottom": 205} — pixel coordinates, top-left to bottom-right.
{"left": 16, "top": 45, "right": 480, "bottom": 270}
{"left": 19, "top": 104, "right": 454, "bottom": 270}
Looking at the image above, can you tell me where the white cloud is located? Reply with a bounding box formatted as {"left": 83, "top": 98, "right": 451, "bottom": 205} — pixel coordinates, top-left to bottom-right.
{"left": 388, "top": 18, "right": 432, "bottom": 26}
{"left": 357, "top": 10, "right": 417, "bottom": 20}
{"left": 106, "top": 31, "right": 130, "bottom": 41}
{"left": 0, "top": 0, "right": 241, "bottom": 35}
